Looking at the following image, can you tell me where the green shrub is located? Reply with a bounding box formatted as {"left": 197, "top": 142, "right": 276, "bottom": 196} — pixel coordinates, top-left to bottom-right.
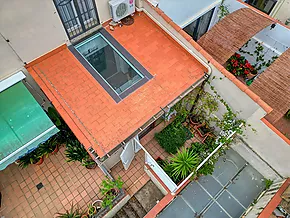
{"left": 264, "top": 179, "right": 273, "bottom": 189}
{"left": 198, "top": 160, "right": 215, "bottom": 176}
{"left": 155, "top": 120, "right": 187, "bottom": 154}
{"left": 100, "top": 177, "right": 124, "bottom": 209}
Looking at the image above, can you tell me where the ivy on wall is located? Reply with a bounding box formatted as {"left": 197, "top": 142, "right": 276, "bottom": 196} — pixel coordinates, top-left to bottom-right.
{"left": 218, "top": 0, "right": 230, "bottom": 20}
{"left": 239, "top": 39, "right": 279, "bottom": 72}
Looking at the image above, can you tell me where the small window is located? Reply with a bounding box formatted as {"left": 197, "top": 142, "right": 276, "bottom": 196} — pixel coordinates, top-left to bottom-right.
{"left": 53, "top": 0, "right": 100, "bottom": 39}
{"left": 246, "top": 0, "right": 277, "bottom": 14}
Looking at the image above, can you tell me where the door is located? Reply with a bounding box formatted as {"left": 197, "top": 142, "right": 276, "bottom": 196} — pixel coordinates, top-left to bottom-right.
{"left": 120, "top": 136, "right": 140, "bottom": 170}
{"left": 54, "top": 0, "right": 100, "bottom": 39}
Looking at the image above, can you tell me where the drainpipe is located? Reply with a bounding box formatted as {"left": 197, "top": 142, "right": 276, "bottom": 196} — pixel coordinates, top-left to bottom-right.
{"left": 88, "top": 147, "right": 114, "bottom": 180}
{"left": 136, "top": 6, "right": 212, "bottom": 76}
{"left": 189, "top": 73, "right": 210, "bottom": 114}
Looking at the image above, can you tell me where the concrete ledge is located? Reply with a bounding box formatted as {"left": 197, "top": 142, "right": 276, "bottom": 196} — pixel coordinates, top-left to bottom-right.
{"left": 102, "top": 192, "right": 130, "bottom": 218}
{"left": 144, "top": 165, "right": 168, "bottom": 195}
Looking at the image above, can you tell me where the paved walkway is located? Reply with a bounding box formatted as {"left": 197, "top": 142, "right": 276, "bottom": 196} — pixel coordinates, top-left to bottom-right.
{"left": 0, "top": 146, "right": 106, "bottom": 218}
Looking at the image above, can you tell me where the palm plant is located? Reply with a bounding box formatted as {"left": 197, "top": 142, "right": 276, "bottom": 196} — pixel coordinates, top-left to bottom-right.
{"left": 56, "top": 204, "right": 84, "bottom": 218}
{"left": 169, "top": 148, "right": 199, "bottom": 180}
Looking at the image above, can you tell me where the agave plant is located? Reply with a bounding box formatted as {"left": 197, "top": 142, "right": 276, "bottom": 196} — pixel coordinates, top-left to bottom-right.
{"left": 56, "top": 204, "right": 84, "bottom": 218}
{"left": 169, "top": 148, "right": 199, "bottom": 180}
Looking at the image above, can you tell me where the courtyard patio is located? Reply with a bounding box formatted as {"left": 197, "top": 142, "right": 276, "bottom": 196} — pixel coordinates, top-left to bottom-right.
{"left": 0, "top": 146, "right": 106, "bottom": 218}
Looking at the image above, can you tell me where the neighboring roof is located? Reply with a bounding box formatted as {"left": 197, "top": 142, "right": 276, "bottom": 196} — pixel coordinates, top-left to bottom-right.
{"left": 27, "top": 13, "right": 206, "bottom": 158}
{"left": 250, "top": 48, "right": 290, "bottom": 124}
{"left": 158, "top": 0, "right": 219, "bottom": 27}
{"left": 198, "top": 8, "right": 273, "bottom": 65}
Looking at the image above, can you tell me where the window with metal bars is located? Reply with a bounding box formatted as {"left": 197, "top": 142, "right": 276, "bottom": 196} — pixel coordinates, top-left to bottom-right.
{"left": 53, "top": 0, "right": 100, "bottom": 39}
{"left": 245, "top": 0, "right": 277, "bottom": 14}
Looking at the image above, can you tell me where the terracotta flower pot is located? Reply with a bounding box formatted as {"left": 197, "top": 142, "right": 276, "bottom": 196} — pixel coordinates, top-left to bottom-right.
{"left": 34, "top": 156, "right": 44, "bottom": 165}
{"left": 92, "top": 200, "right": 103, "bottom": 213}
{"left": 51, "top": 145, "right": 59, "bottom": 155}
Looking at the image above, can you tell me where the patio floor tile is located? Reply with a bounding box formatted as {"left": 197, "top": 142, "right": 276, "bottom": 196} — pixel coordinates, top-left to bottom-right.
{"left": 0, "top": 147, "right": 106, "bottom": 218}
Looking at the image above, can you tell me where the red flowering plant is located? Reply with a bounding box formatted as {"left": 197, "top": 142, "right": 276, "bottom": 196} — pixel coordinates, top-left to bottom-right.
{"left": 226, "top": 53, "right": 257, "bottom": 78}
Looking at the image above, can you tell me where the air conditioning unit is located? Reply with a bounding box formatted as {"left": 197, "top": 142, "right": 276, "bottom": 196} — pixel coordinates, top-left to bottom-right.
{"left": 109, "top": 0, "right": 135, "bottom": 22}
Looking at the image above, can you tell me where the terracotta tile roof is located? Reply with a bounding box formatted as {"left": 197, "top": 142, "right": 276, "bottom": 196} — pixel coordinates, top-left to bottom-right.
{"left": 250, "top": 48, "right": 290, "bottom": 142}
{"left": 197, "top": 8, "right": 273, "bottom": 65}
{"left": 26, "top": 13, "right": 206, "bottom": 157}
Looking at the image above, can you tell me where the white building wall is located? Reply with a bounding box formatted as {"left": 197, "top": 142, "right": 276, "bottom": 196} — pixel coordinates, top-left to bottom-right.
{"left": 95, "top": 0, "right": 111, "bottom": 24}
{"left": 0, "top": 0, "right": 68, "bottom": 64}
{"left": 207, "top": 67, "right": 290, "bottom": 178}
{"left": 0, "top": 36, "right": 23, "bottom": 81}
{"left": 271, "top": 0, "right": 290, "bottom": 24}
{"left": 0, "top": 0, "right": 116, "bottom": 80}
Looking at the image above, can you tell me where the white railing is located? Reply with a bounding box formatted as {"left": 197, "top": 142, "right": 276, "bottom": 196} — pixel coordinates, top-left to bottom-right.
{"left": 134, "top": 139, "right": 178, "bottom": 193}
{"left": 145, "top": 152, "right": 178, "bottom": 193}
{"left": 171, "top": 124, "right": 242, "bottom": 194}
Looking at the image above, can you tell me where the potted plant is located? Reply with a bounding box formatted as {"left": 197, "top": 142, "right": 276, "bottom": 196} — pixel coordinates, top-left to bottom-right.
{"left": 226, "top": 53, "right": 257, "bottom": 79}
{"left": 82, "top": 158, "right": 97, "bottom": 169}
{"left": 92, "top": 200, "right": 103, "bottom": 213}
{"left": 65, "top": 140, "right": 96, "bottom": 169}
{"left": 18, "top": 149, "right": 44, "bottom": 168}
{"left": 100, "top": 177, "right": 124, "bottom": 209}
{"left": 87, "top": 204, "right": 96, "bottom": 216}
{"left": 48, "top": 135, "right": 60, "bottom": 154}
{"left": 56, "top": 204, "right": 84, "bottom": 218}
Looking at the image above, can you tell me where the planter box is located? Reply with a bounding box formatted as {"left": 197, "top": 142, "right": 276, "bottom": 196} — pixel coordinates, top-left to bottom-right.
{"left": 92, "top": 188, "right": 127, "bottom": 218}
